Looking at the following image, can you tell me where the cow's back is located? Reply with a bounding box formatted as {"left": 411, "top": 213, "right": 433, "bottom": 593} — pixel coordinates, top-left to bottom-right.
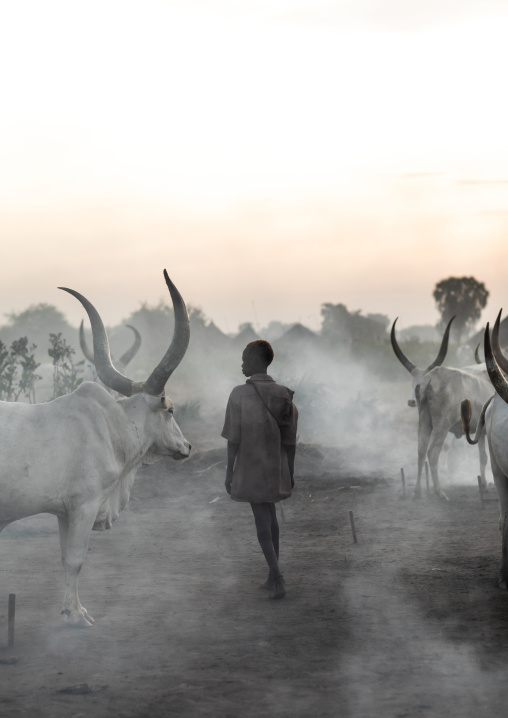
{"left": 0, "top": 383, "right": 124, "bottom": 520}
{"left": 421, "top": 366, "right": 493, "bottom": 427}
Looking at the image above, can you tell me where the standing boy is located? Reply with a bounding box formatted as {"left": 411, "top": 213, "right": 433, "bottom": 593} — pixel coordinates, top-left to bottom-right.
{"left": 222, "top": 339, "right": 298, "bottom": 599}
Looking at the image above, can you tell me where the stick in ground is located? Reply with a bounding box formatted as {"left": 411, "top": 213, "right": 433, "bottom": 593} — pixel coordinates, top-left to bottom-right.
{"left": 8, "top": 594, "right": 15, "bottom": 648}
{"left": 349, "top": 510, "right": 358, "bottom": 544}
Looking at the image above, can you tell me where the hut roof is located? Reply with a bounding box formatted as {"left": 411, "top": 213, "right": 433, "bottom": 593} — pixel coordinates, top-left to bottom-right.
{"left": 232, "top": 325, "right": 259, "bottom": 347}
{"left": 205, "top": 321, "right": 230, "bottom": 344}
{"left": 275, "top": 323, "right": 318, "bottom": 346}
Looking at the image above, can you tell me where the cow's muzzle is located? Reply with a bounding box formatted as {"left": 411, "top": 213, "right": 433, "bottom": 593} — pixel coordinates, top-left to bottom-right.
{"left": 173, "top": 442, "right": 191, "bottom": 460}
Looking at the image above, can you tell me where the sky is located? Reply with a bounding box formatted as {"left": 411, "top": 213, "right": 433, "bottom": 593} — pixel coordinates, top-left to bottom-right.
{"left": 1, "top": 0, "right": 508, "bottom": 333}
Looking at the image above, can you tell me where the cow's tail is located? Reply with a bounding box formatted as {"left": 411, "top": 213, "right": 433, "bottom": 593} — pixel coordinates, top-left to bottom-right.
{"left": 460, "top": 395, "right": 493, "bottom": 445}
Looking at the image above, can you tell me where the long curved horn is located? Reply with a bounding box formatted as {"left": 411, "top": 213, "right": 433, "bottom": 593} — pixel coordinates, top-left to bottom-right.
{"left": 118, "top": 325, "right": 142, "bottom": 367}
{"left": 59, "top": 270, "right": 189, "bottom": 398}
{"left": 141, "top": 270, "right": 190, "bottom": 396}
{"left": 491, "top": 309, "right": 508, "bottom": 374}
{"left": 485, "top": 321, "right": 508, "bottom": 403}
{"left": 425, "top": 315, "right": 455, "bottom": 373}
{"left": 474, "top": 343, "right": 482, "bottom": 364}
{"left": 59, "top": 289, "right": 139, "bottom": 396}
{"left": 79, "top": 320, "right": 95, "bottom": 363}
{"left": 80, "top": 318, "right": 140, "bottom": 369}
{"left": 390, "top": 319, "right": 416, "bottom": 374}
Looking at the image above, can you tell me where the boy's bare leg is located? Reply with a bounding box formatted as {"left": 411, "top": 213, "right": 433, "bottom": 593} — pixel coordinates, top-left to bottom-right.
{"left": 251, "top": 502, "right": 286, "bottom": 599}
{"left": 268, "top": 503, "right": 279, "bottom": 559}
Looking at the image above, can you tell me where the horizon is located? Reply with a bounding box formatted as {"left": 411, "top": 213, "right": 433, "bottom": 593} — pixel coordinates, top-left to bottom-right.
{"left": 0, "top": 291, "right": 491, "bottom": 341}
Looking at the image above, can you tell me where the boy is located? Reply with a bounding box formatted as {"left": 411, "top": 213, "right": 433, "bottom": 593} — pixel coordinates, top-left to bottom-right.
{"left": 221, "top": 339, "right": 298, "bottom": 599}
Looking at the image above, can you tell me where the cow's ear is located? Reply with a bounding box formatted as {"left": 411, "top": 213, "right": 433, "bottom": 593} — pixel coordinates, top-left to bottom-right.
{"left": 159, "top": 396, "right": 172, "bottom": 411}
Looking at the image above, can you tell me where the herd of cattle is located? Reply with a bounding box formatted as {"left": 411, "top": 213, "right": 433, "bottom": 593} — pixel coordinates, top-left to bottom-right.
{"left": 2, "top": 274, "right": 508, "bottom": 625}
{"left": 392, "top": 310, "right": 508, "bottom": 589}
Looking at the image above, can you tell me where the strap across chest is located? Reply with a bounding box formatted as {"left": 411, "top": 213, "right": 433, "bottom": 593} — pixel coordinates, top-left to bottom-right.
{"left": 246, "top": 379, "right": 282, "bottom": 429}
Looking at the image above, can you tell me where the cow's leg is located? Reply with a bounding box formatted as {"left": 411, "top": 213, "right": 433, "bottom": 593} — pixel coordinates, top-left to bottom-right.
{"left": 427, "top": 428, "right": 448, "bottom": 500}
{"left": 58, "top": 513, "right": 96, "bottom": 627}
{"left": 478, "top": 433, "right": 489, "bottom": 491}
{"left": 488, "top": 449, "right": 508, "bottom": 589}
{"left": 414, "top": 407, "right": 432, "bottom": 499}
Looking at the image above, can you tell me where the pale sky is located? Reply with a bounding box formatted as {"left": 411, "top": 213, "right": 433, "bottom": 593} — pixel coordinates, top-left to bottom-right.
{"left": 1, "top": 0, "right": 508, "bottom": 333}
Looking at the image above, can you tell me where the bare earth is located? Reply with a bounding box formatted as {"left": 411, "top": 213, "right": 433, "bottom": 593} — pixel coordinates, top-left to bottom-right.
{"left": 1, "top": 445, "right": 507, "bottom": 717}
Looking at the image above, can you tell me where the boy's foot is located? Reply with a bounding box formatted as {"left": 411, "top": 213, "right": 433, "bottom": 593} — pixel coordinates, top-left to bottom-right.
{"left": 259, "top": 576, "right": 274, "bottom": 590}
{"left": 269, "top": 575, "right": 286, "bottom": 600}
{"left": 259, "top": 569, "right": 282, "bottom": 591}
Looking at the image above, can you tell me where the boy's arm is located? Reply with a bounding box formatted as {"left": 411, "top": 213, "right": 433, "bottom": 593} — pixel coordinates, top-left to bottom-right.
{"left": 225, "top": 441, "right": 239, "bottom": 494}
{"left": 284, "top": 444, "right": 296, "bottom": 487}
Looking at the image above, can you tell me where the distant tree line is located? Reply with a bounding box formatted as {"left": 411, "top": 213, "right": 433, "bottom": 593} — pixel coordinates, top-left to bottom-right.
{"left": 320, "top": 304, "right": 389, "bottom": 346}
{"left": 0, "top": 274, "right": 491, "bottom": 403}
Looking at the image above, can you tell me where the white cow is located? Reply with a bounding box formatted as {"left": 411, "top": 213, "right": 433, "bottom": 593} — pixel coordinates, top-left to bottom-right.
{"left": 391, "top": 317, "right": 493, "bottom": 500}
{"left": 0, "top": 270, "right": 190, "bottom": 626}
{"left": 462, "top": 312, "right": 508, "bottom": 588}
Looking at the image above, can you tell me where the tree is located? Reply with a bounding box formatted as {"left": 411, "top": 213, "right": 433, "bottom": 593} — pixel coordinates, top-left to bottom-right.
{"left": 188, "top": 305, "right": 208, "bottom": 330}
{"left": 321, "top": 303, "right": 388, "bottom": 346}
{"left": 120, "top": 301, "right": 174, "bottom": 364}
{"left": 13, "top": 337, "right": 41, "bottom": 403}
{"left": 0, "top": 339, "right": 19, "bottom": 401}
{"left": 121, "top": 301, "right": 208, "bottom": 359}
{"left": 433, "top": 276, "right": 489, "bottom": 342}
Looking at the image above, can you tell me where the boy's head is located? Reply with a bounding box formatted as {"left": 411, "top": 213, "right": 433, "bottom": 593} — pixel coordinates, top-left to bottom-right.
{"left": 241, "top": 340, "right": 274, "bottom": 377}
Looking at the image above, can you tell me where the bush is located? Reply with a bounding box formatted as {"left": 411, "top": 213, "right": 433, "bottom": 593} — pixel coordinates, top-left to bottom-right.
{"left": 48, "top": 333, "right": 82, "bottom": 398}
{"left": 0, "top": 337, "right": 41, "bottom": 402}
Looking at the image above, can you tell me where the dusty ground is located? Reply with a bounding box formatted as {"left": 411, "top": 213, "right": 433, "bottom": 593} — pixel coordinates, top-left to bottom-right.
{"left": 1, "top": 443, "right": 508, "bottom": 717}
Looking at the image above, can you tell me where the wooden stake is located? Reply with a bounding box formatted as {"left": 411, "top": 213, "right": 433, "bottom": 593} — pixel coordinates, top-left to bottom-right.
{"left": 425, "top": 461, "right": 430, "bottom": 497}
{"left": 8, "top": 594, "right": 15, "bottom": 648}
{"left": 349, "top": 510, "right": 357, "bottom": 544}
{"left": 400, "top": 468, "right": 406, "bottom": 500}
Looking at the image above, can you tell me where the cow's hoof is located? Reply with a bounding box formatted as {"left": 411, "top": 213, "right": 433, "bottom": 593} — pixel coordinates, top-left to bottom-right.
{"left": 70, "top": 615, "right": 94, "bottom": 628}
{"left": 80, "top": 607, "right": 95, "bottom": 624}
{"left": 61, "top": 609, "right": 94, "bottom": 628}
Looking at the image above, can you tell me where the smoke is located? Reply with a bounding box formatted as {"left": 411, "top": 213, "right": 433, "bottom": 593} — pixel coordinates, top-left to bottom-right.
{"left": 338, "top": 571, "right": 505, "bottom": 715}
{"left": 0, "top": 303, "right": 500, "bottom": 716}
{"left": 156, "top": 322, "right": 492, "bottom": 497}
